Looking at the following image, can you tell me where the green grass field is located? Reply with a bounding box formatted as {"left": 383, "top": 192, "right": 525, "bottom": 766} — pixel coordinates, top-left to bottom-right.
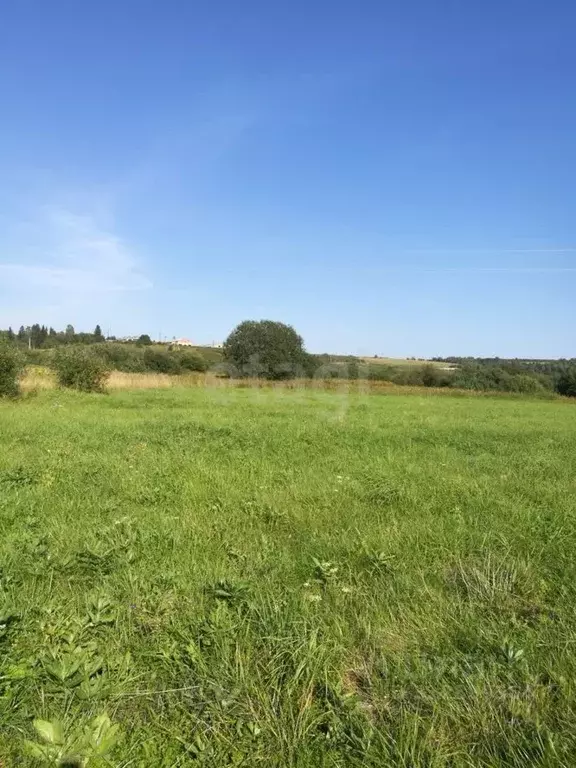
{"left": 1, "top": 387, "right": 576, "bottom": 766}
{"left": 359, "top": 357, "right": 449, "bottom": 367}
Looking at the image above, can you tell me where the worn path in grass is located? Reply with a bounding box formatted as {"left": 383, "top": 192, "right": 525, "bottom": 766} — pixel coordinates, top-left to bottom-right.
{"left": 1, "top": 388, "right": 576, "bottom": 766}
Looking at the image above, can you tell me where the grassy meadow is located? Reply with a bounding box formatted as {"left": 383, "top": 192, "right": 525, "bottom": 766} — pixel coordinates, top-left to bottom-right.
{"left": 358, "top": 357, "right": 449, "bottom": 368}
{"left": 1, "top": 386, "right": 576, "bottom": 766}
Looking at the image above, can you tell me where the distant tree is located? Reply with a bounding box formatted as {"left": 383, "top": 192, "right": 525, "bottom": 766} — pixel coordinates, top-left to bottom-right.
{"left": 223, "top": 320, "right": 311, "bottom": 379}
{"left": 93, "top": 324, "right": 104, "bottom": 342}
{"left": 136, "top": 334, "right": 153, "bottom": 346}
{"left": 6, "top": 327, "right": 14, "bottom": 342}
{"left": 17, "top": 326, "right": 26, "bottom": 342}
{"left": 65, "top": 324, "right": 75, "bottom": 339}
{"left": 49, "top": 327, "right": 57, "bottom": 337}
{"left": 30, "top": 324, "right": 43, "bottom": 349}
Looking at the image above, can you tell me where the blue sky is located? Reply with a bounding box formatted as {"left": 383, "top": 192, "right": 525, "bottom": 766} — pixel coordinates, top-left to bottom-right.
{"left": 0, "top": 0, "right": 574, "bottom": 357}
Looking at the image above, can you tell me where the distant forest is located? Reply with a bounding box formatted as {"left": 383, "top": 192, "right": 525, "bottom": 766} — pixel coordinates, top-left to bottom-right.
{"left": 0, "top": 323, "right": 136, "bottom": 348}
{"left": 432, "top": 356, "right": 576, "bottom": 375}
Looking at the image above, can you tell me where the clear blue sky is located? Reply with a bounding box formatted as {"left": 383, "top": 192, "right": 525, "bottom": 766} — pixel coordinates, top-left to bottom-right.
{"left": 1, "top": 0, "right": 574, "bottom": 357}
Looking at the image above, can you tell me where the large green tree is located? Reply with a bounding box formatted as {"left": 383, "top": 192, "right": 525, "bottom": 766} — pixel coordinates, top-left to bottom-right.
{"left": 223, "top": 320, "right": 311, "bottom": 380}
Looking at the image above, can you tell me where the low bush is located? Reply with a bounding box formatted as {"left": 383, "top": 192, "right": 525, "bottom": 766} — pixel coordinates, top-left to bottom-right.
{"left": 52, "top": 343, "right": 211, "bottom": 377}
{"left": 52, "top": 347, "right": 109, "bottom": 392}
{"left": 143, "top": 347, "right": 182, "bottom": 374}
{"left": 0, "top": 345, "right": 23, "bottom": 397}
{"left": 176, "top": 350, "right": 209, "bottom": 373}
{"left": 92, "top": 343, "right": 147, "bottom": 373}
{"left": 556, "top": 369, "right": 576, "bottom": 398}
{"left": 420, "top": 363, "right": 451, "bottom": 387}
{"left": 507, "top": 374, "right": 549, "bottom": 395}
{"left": 452, "top": 364, "right": 552, "bottom": 395}
{"left": 367, "top": 364, "right": 396, "bottom": 382}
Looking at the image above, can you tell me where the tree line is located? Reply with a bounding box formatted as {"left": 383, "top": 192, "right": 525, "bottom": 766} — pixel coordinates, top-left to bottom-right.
{"left": 0, "top": 323, "right": 108, "bottom": 348}
{"left": 1, "top": 320, "right": 575, "bottom": 397}
{"left": 0, "top": 324, "right": 158, "bottom": 348}
{"left": 430, "top": 357, "right": 576, "bottom": 397}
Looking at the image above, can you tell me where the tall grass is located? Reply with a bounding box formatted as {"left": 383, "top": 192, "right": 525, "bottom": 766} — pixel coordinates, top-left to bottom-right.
{"left": 1, "top": 388, "right": 575, "bottom": 764}
{"left": 20, "top": 367, "right": 562, "bottom": 400}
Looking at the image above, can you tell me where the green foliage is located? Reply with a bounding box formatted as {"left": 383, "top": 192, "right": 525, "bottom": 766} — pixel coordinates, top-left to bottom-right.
{"left": 224, "top": 319, "right": 310, "bottom": 379}
{"left": 143, "top": 347, "right": 182, "bottom": 374}
{"left": 452, "top": 364, "right": 552, "bottom": 395}
{"left": 136, "top": 334, "right": 153, "bottom": 346}
{"left": 507, "top": 373, "right": 549, "bottom": 395}
{"left": 53, "top": 348, "right": 110, "bottom": 393}
{"left": 92, "top": 343, "right": 147, "bottom": 373}
{"left": 46, "top": 343, "right": 211, "bottom": 377}
{"left": 556, "top": 369, "right": 576, "bottom": 397}
{"left": 366, "top": 363, "right": 396, "bottom": 382}
{"left": 0, "top": 344, "right": 23, "bottom": 397}
{"left": 1, "top": 322, "right": 103, "bottom": 349}
{"left": 176, "top": 350, "right": 209, "bottom": 372}
{"left": 24, "top": 713, "right": 122, "bottom": 765}
{"left": 419, "top": 363, "right": 444, "bottom": 387}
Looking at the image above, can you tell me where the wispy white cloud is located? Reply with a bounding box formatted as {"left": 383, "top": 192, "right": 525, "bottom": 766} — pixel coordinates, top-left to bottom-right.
{"left": 0, "top": 206, "right": 151, "bottom": 329}
{"left": 0, "top": 208, "right": 150, "bottom": 293}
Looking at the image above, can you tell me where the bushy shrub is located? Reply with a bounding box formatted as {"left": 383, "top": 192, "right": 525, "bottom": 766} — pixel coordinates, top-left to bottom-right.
{"left": 52, "top": 347, "right": 109, "bottom": 392}
{"left": 93, "top": 343, "right": 147, "bottom": 373}
{"left": 61, "top": 343, "right": 209, "bottom": 377}
{"left": 391, "top": 366, "right": 440, "bottom": 387}
{"left": 143, "top": 347, "right": 182, "bottom": 374}
{"left": 506, "top": 374, "right": 549, "bottom": 395}
{"left": 367, "top": 364, "right": 395, "bottom": 382}
{"left": 176, "top": 350, "right": 208, "bottom": 373}
{"left": 420, "top": 364, "right": 452, "bottom": 387}
{"left": 556, "top": 369, "right": 576, "bottom": 397}
{"left": 451, "top": 364, "right": 551, "bottom": 395}
{"left": 452, "top": 364, "right": 503, "bottom": 391}
{"left": 0, "top": 345, "right": 23, "bottom": 397}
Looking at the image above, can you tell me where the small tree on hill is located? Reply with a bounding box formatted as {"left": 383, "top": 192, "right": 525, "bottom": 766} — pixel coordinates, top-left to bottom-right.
{"left": 93, "top": 324, "right": 104, "bottom": 342}
{"left": 223, "top": 320, "right": 310, "bottom": 379}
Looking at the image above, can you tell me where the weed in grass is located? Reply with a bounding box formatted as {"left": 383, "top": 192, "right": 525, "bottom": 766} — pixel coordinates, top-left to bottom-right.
{"left": 0, "top": 466, "right": 38, "bottom": 487}
{"left": 24, "top": 713, "right": 122, "bottom": 766}
{"left": 207, "top": 579, "right": 251, "bottom": 606}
